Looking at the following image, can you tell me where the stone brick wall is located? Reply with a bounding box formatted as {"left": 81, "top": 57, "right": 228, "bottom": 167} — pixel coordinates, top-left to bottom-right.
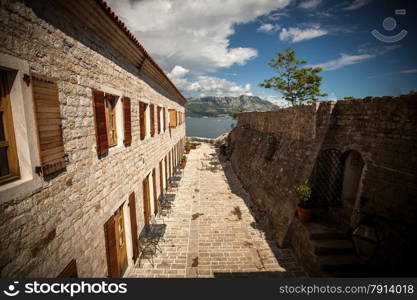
{"left": 228, "top": 94, "right": 417, "bottom": 272}
{"left": 0, "top": 1, "right": 185, "bottom": 277}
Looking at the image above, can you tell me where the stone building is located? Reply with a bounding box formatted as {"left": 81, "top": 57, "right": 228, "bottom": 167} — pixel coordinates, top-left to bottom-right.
{"left": 227, "top": 95, "right": 417, "bottom": 276}
{"left": 0, "top": 0, "right": 186, "bottom": 277}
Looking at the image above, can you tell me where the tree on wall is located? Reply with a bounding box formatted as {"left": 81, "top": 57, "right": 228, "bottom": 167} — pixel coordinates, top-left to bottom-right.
{"left": 232, "top": 107, "right": 244, "bottom": 119}
{"left": 259, "top": 48, "right": 327, "bottom": 105}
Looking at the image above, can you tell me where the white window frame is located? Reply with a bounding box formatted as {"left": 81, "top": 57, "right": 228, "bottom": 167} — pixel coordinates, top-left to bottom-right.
{"left": 0, "top": 54, "right": 43, "bottom": 203}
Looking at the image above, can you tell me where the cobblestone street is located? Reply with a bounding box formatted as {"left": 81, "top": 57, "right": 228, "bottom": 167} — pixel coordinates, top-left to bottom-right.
{"left": 126, "top": 143, "right": 307, "bottom": 278}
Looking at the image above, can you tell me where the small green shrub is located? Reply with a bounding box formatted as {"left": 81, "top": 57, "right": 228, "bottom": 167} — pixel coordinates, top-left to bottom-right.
{"left": 296, "top": 184, "right": 311, "bottom": 200}
{"left": 296, "top": 184, "right": 315, "bottom": 208}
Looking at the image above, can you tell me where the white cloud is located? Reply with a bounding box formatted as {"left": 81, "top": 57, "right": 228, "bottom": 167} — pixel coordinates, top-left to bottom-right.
{"left": 342, "top": 0, "right": 372, "bottom": 11}
{"left": 257, "top": 23, "right": 281, "bottom": 33}
{"left": 400, "top": 69, "right": 417, "bottom": 74}
{"left": 310, "top": 45, "right": 400, "bottom": 71}
{"left": 299, "top": 0, "right": 322, "bottom": 9}
{"left": 310, "top": 53, "right": 374, "bottom": 70}
{"left": 168, "top": 65, "right": 189, "bottom": 78}
{"left": 107, "top": 0, "right": 291, "bottom": 72}
{"left": 169, "top": 66, "right": 296, "bottom": 104}
{"left": 267, "top": 11, "right": 289, "bottom": 21}
{"left": 168, "top": 65, "right": 252, "bottom": 97}
{"left": 263, "top": 96, "right": 292, "bottom": 107}
{"left": 279, "top": 26, "right": 328, "bottom": 43}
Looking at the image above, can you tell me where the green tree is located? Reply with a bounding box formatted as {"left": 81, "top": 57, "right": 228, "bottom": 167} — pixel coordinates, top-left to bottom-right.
{"left": 259, "top": 48, "right": 327, "bottom": 105}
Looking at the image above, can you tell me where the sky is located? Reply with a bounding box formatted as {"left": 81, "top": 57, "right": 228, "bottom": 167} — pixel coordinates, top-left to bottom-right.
{"left": 107, "top": 0, "right": 417, "bottom": 105}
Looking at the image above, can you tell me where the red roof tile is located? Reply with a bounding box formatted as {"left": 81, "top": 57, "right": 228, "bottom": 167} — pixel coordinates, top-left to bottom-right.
{"left": 94, "top": 0, "right": 187, "bottom": 103}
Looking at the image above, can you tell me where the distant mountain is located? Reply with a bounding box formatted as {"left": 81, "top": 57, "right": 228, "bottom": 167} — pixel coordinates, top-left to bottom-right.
{"left": 185, "top": 95, "right": 280, "bottom": 117}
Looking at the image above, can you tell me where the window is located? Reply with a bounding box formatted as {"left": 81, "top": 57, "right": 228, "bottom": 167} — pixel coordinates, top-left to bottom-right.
{"left": 105, "top": 94, "right": 118, "bottom": 147}
{"left": 139, "top": 101, "right": 147, "bottom": 140}
{"left": 0, "top": 69, "right": 19, "bottom": 184}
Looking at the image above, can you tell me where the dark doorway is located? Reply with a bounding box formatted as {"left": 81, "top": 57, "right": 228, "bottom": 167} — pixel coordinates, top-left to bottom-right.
{"left": 309, "top": 149, "right": 344, "bottom": 207}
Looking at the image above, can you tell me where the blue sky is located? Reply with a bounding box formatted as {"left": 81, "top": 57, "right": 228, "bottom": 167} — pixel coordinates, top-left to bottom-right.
{"left": 108, "top": 0, "right": 417, "bottom": 104}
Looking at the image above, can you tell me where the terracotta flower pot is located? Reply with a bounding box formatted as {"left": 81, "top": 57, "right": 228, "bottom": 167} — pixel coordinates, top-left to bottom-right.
{"left": 296, "top": 206, "right": 314, "bottom": 222}
{"left": 181, "top": 161, "right": 187, "bottom": 167}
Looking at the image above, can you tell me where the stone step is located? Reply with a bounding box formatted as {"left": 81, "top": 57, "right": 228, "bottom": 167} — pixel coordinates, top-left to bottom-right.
{"left": 319, "top": 255, "right": 367, "bottom": 273}
{"left": 313, "top": 239, "right": 355, "bottom": 255}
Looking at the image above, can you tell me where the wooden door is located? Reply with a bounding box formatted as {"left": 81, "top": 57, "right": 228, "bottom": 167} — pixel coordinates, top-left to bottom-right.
{"left": 142, "top": 176, "right": 151, "bottom": 225}
{"left": 58, "top": 259, "right": 78, "bottom": 277}
{"left": 128, "top": 192, "right": 139, "bottom": 262}
{"left": 164, "top": 157, "right": 168, "bottom": 191}
{"left": 104, "top": 216, "right": 119, "bottom": 277}
{"left": 152, "top": 169, "right": 158, "bottom": 215}
{"left": 168, "top": 151, "right": 171, "bottom": 177}
{"left": 104, "top": 206, "right": 128, "bottom": 278}
{"left": 115, "top": 206, "right": 128, "bottom": 276}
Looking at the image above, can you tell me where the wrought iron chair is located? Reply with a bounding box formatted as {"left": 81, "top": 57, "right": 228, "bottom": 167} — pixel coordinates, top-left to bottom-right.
{"left": 138, "top": 232, "right": 157, "bottom": 268}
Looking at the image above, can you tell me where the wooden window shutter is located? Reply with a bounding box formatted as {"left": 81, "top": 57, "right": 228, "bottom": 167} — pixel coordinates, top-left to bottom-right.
{"left": 122, "top": 97, "right": 132, "bottom": 146}
{"left": 150, "top": 104, "right": 155, "bottom": 137}
{"left": 128, "top": 192, "right": 139, "bottom": 262}
{"left": 169, "top": 109, "right": 177, "bottom": 128}
{"left": 152, "top": 169, "right": 158, "bottom": 215}
{"left": 139, "top": 101, "right": 147, "bottom": 140}
{"left": 58, "top": 259, "right": 78, "bottom": 278}
{"left": 104, "top": 217, "right": 119, "bottom": 277}
{"left": 92, "top": 90, "right": 109, "bottom": 157}
{"left": 157, "top": 106, "right": 161, "bottom": 134}
{"left": 31, "top": 73, "right": 67, "bottom": 176}
{"left": 163, "top": 107, "right": 166, "bottom": 131}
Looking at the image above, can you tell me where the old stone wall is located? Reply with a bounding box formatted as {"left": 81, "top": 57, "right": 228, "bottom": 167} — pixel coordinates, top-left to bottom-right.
{"left": 228, "top": 95, "right": 417, "bottom": 272}
{"left": 0, "top": 1, "right": 185, "bottom": 277}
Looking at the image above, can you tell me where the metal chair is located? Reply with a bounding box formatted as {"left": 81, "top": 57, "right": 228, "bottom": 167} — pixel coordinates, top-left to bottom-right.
{"left": 174, "top": 165, "right": 184, "bottom": 176}
{"left": 168, "top": 176, "right": 180, "bottom": 193}
{"left": 158, "top": 195, "right": 173, "bottom": 217}
{"left": 138, "top": 234, "right": 156, "bottom": 268}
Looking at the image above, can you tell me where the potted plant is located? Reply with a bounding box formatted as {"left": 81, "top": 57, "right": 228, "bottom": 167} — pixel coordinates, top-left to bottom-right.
{"left": 191, "top": 142, "right": 197, "bottom": 150}
{"left": 296, "top": 184, "right": 314, "bottom": 222}
{"left": 181, "top": 155, "right": 187, "bottom": 167}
